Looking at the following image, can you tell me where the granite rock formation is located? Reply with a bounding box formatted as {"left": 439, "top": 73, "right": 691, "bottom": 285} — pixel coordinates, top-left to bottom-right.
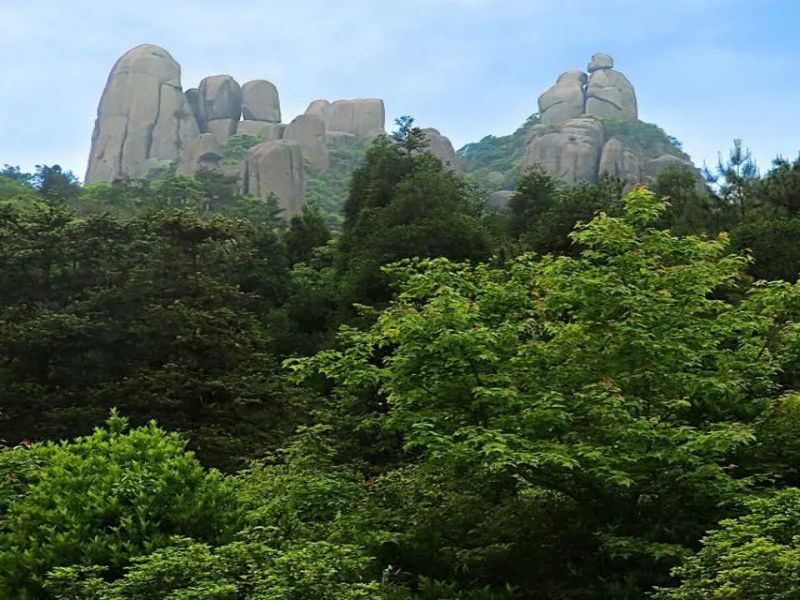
{"left": 423, "top": 128, "right": 460, "bottom": 172}
{"left": 243, "top": 140, "right": 305, "bottom": 217}
{"left": 537, "top": 53, "right": 637, "bottom": 126}
{"left": 241, "top": 80, "right": 281, "bottom": 122}
{"left": 284, "top": 114, "right": 329, "bottom": 171}
{"left": 85, "top": 44, "right": 199, "bottom": 183}
{"left": 539, "top": 70, "right": 588, "bottom": 126}
{"left": 519, "top": 53, "right": 696, "bottom": 188}
{"left": 86, "top": 45, "right": 397, "bottom": 218}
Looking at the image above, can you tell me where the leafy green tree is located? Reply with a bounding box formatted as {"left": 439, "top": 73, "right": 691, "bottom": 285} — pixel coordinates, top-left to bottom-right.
{"left": 707, "top": 139, "right": 759, "bottom": 219}
{"left": 654, "top": 488, "right": 800, "bottom": 599}
{"left": 392, "top": 115, "right": 430, "bottom": 156}
{"left": 338, "top": 123, "right": 490, "bottom": 312}
{"left": 0, "top": 414, "right": 240, "bottom": 598}
{"left": 286, "top": 205, "right": 331, "bottom": 265}
{"left": 0, "top": 201, "right": 298, "bottom": 468}
{"left": 291, "top": 188, "right": 800, "bottom": 598}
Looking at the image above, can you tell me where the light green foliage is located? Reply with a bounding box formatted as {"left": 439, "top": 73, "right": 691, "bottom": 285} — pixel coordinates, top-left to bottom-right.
{"left": 654, "top": 488, "right": 800, "bottom": 599}
{"left": 290, "top": 188, "right": 800, "bottom": 597}
{"left": 0, "top": 414, "right": 239, "bottom": 598}
{"left": 458, "top": 113, "right": 540, "bottom": 189}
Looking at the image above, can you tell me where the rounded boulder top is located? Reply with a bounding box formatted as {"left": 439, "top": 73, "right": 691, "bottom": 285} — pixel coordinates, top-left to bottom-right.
{"left": 111, "top": 44, "right": 181, "bottom": 83}
{"left": 587, "top": 52, "right": 614, "bottom": 73}
{"left": 556, "top": 69, "right": 589, "bottom": 85}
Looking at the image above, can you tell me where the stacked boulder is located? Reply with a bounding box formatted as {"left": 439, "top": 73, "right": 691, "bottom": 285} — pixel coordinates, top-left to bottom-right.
{"left": 517, "top": 53, "right": 698, "bottom": 189}
{"left": 85, "top": 44, "right": 401, "bottom": 218}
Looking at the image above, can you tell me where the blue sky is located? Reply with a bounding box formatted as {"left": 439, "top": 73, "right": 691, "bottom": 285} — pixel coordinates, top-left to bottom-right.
{"left": 1, "top": 0, "right": 798, "bottom": 179}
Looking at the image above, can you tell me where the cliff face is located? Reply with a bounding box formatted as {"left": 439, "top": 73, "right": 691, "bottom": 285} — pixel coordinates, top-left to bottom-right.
{"left": 86, "top": 45, "right": 460, "bottom": 219}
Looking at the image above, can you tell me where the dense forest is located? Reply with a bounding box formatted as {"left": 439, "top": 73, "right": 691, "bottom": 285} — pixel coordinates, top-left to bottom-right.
{"left": 4, "top": 119, "right": 800, "bottom": 598}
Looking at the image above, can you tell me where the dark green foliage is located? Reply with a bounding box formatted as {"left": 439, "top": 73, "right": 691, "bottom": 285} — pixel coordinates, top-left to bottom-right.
{"left": 286, "top": 205, "right": 331, "bottom": 265}
{"left": 0, "top": 199, "right": 300, "bottom": 469}
{"left": 305, "top": 136, "right": 372, "bottom": 229}
{"left": 338, "top": 128, "right": 490, "bottom": 310}
{"left": 731, "top": 218, "right": 800, "bottom": 282}
{"left": 505, "top": 166, "right": 624, "bottom": 255}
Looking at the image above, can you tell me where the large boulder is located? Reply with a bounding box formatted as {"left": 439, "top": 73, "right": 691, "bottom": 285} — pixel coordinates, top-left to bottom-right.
{"left": 177, "top": 133, "right": 223, "bottom": 176}
{"left": 85, "top": 44, "right": 199, "bottom": 183}
{"left": 235, "top": 121, "right": 285, "bottom": 142}
{"left": 243, "top": 140, "right": 305, "bottom": 218}
{"left": 522, "top": 117, "right": 605, "bottom": 183}
{"left": 241, "top": 80, "right": 281, "bottom": 122}
{"left": 584, "top": 68, "right": 637, "bottom": 121}
{"left": 305, "top": 99, "right": 330, "bottom": 117}
{"left": 284, "top": 114, "right": 329, "bottom": 171}
{"left": 539, "top": 70, "right": 588, "bottom": 126}
{"left": 196, "top": 75, "right": 242, "bottom": 125}
{"left": 598, "top": 137, "right": 642, "bottom": 184}
{"left": 326, "top": 99, "right": 385, "bottom": 137}
{"left": 422, "top": 128, "right": 460, "bottom": 171}
{"left": 587, "top": 52, "right": 614, "bottom": 73}
{"left": 205, "top": 119, "right": 238, "bottom": 145}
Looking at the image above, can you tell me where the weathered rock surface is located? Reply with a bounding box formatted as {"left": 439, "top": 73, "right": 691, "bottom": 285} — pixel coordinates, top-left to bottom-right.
{"left": 284, "top": 114, "right": 329, "bottom": 171}
{"left": 326, "top": 99, "right": 385, "bottom": 137}
{"left": 243, "top": 140, "right": 305, "bottom": 217}
{"left": 177, "top": 133, "right": 223, "bottom": 176}
{"left": 588, "top": 52, "right": 614, "bottom": 73}
{"left": 85, "top": 44, "right": 199, "bottom": 183}
{"left": 205, "top": 119, "right": 238, "bottom": 146}
{"left": 196, "top": 75, "right": 242, "bottom": 125}
{"left": 598, "top": 137, "right": 641, "bottom": 184}
{"left": 539, "top": 70, "right": 588, "bottom": 126}
{"left": 241, "top": 80, "right": 281, "bottom": 122}
{"left": 235, "top": 121, "right": 285, "bottom": 141}
{"left": 305, "top": 99, "right": 330, "bottom": 117}
{"left": 585, "top": 68, "right": 637, "bottom": 121}
{"left": 423, "top": 128, "right": 460, "bottom": 171}
{"left": 522, "top": 117, "right": 605, "bottom": 183}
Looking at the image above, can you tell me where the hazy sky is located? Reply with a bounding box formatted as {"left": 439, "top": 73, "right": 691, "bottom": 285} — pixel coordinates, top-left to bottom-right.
{"left": 1, "top": 0, "right": 798, "bottom": 179}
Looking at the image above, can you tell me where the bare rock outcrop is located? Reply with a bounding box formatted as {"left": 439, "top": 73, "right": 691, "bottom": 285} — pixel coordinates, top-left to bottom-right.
{"left": 284, "top": 114, "right": 329, "bottom": 171}
{"left": 422, "top": 128, "right": 460, "bottom": 171}
{"left": 235, "top": 121, "right": 285, "bottom": 141}
{"left": 243, "top": 140, "right": 305, "bottom": 217}
{"left": 305, "top": 99, "right": 331, "bottom": 117}
{"left": 539, "top": 70, "right": 588, "bottom": 126}
{"left": 177, "top": 133, "right": 223, "bottom": 176}
{"left": 326, "top": 99, "right": 385, "bottom": 137}
{"left": 196, "top": 75, "right": 242, "bottom": 144}
{"left": 85, "top": 44, "right": 199, "bottom": 183}
{"left": 584, "top": 68, "right": 637, "bottom": 121}
{"left": 598, "top": 137, "right": 642, "bottom": 184}
{"left": 522, "top": 117, "right": 605, "bottom": 183}
{"left": 241, "top": 80, "right": 281, "bottom": 122}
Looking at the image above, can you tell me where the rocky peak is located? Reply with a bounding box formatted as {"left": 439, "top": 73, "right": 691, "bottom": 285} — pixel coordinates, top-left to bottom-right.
{"left": 538, "top": 53, "right": 637, "bottom": 126}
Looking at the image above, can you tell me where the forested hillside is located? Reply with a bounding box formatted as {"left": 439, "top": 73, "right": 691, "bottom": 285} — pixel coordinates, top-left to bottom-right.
{"left": 3, "top": 121, "right": 800, "bottom": 598}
